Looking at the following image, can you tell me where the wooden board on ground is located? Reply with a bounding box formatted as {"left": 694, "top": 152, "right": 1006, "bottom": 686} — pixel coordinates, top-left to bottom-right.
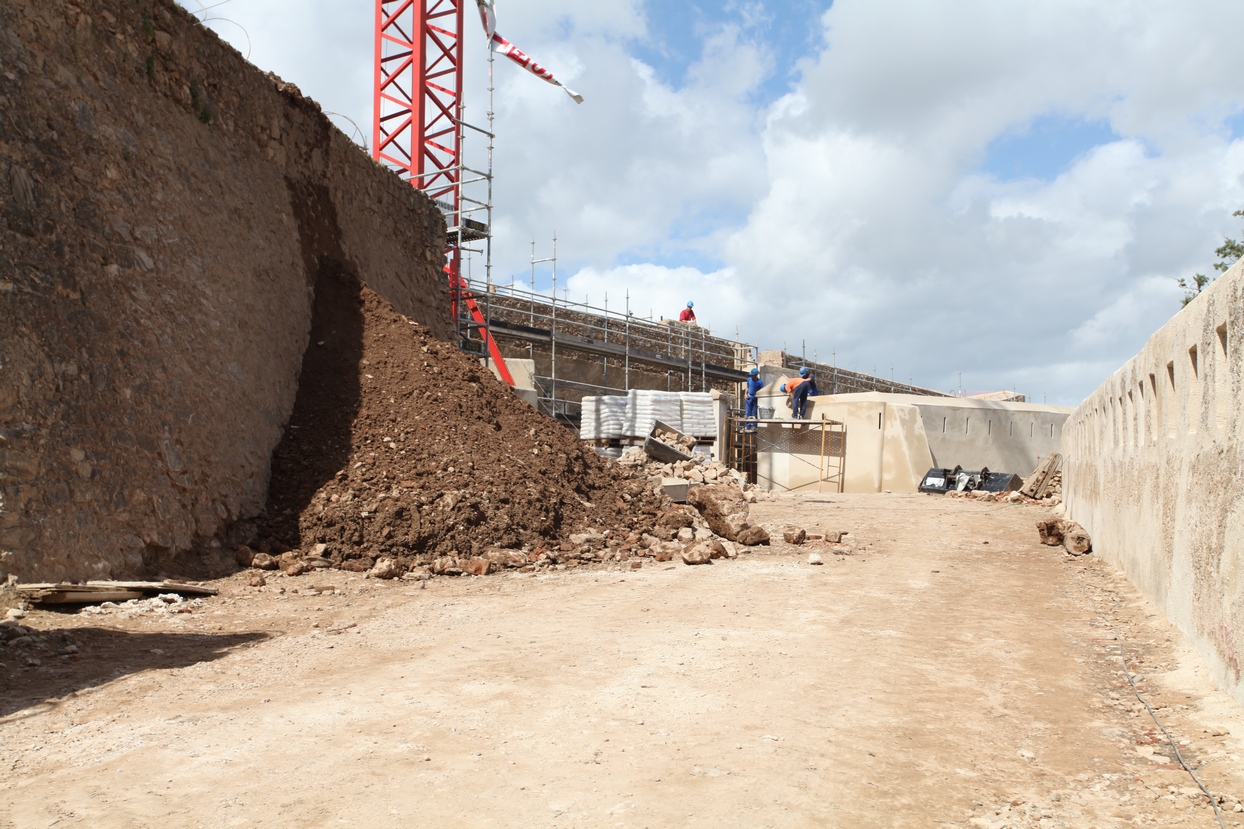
{"left": 15, "top": 581, "right": 218, "bottom": 605}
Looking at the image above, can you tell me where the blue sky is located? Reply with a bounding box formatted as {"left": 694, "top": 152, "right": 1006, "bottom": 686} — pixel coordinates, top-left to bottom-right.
{"left": 982, "top": 116, "right": 1120, "bottom": 182}
{"left": 187, "top": 0, "right": 1244, "bottom": 405}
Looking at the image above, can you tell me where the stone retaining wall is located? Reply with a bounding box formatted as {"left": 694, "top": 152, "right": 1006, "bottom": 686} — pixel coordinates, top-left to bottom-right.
{"left": 0, "top": 0, "right": 448, "bottom": 580}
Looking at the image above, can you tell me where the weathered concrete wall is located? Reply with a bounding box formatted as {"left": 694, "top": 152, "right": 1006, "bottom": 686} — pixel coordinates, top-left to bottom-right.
{"left": 1063, "top": 259, "right": 1244, "bottom": 705}
{"left": 754, "top": 391, "right": 1070, "bottom": 493}
{"left": 0, "top": 0, "right": 449, "bottom": 581}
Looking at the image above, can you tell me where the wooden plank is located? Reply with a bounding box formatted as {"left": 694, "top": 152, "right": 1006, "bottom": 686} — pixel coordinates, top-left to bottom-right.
{"left": 16, "top": 580, "right": 218, "bottom": 603}
{"left": 36, "top": 590, "right": 145, "bottom": 604}
{"left": 1034, "top": 453, "right": 1063, "bottom": 499}
{"left": 1019, "top": 455, "right": 1055, "bottom": 498}
{"left": 85, "top": 581, "right": 218, "bottom": 596}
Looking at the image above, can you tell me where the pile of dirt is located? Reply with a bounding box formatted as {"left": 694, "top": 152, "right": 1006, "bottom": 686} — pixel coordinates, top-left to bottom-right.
{"left": 255, "top": 267, "right": 666, "bottom": 573}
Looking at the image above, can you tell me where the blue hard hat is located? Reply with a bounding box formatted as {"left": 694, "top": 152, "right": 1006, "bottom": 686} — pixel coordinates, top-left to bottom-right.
{"left": 780, "top": 384, "right": 787, "bottom": 392}
{"left": 687, "top": 301, "right": 694, "bottom": 307}
{"left": 749, "top": 367, "right": 759, "bottom": 376}
{"left": 799, "top": 366, "right": 809, "bottom": 377}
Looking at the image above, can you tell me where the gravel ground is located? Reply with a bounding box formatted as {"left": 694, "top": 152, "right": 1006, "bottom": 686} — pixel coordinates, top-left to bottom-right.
{"left": 2, "top": 493, "right": 1243, "bottom": 828}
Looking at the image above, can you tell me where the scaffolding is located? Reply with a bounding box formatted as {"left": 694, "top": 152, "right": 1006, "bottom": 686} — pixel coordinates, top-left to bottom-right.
{"left": 456, "top": 275, "right": 756, "bottom": 425}
{"left": 724, "top": 414, "right": 846, "bottom": 493}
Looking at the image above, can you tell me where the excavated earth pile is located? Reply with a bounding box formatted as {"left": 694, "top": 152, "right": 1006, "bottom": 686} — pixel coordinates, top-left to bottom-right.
{"left": 255, "top": 268, "right": 668, "bottom": 575}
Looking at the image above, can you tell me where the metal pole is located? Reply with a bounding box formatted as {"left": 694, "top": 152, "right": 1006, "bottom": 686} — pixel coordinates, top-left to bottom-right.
{"left": 700, "top": 325, "right": 706, "bottom": 392}
{"left": 625, "top": 291, "right": 631, "bottom": 390}
{"left": 485, "top": 45, "right": 494, "bottom": 291}
{"left": 551, "top": 261, "right": 557, "bottom": 419}
{"left": 685, "top": 324, "right": 691, "bottom": 391}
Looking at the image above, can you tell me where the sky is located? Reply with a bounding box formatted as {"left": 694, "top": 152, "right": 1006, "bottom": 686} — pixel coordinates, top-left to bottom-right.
{"left": 182, "top": 0, "right": 1244, "bottom": 405}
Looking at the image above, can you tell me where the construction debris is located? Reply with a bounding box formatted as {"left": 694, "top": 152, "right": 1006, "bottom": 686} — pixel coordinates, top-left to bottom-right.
{"left": 16, "top": 581, "right": 218, "bottom": 606}
{"left": 783, "top": 527, "right": 808, "bottom": 545}
{"left": 255, "top": 269, "right": 667, "bottom": 577}
{"left": 1021, "top": 453, "right": 1063, "bottom": 500}
{"left": 644, "top": 421, "right": 698, "bottom": 463}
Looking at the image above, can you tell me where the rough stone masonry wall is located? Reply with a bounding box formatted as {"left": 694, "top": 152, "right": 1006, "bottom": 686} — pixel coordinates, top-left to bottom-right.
{"left": 1062, "top": 258, "right": 1244, "bottom": 705}
{"left": 0, "top": 0, "right": 450, "bottom": 581}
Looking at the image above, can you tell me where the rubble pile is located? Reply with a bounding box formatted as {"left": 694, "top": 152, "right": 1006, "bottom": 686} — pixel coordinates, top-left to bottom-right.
{"left": 77, "top": 594, "right": 204, "bottom": 616}
{"left": 250, "top": 270, "right": 770, "bottom": 581}
{"left": 946, "top": 489, "right": 1062, "bottom": 507}
{"left": 616, "top": 448, "right": 765, "bottom": 497}
{"left": 650, "top": 425, "right": 697, "bottom": 453}
{"left": 254, "top": 269, "right": 669, "bottom": 578}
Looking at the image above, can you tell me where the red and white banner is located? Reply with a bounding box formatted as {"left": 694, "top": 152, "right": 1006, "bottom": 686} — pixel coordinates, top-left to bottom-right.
{"left": 474, "top": 0, "right": 496, "bottom": 41}
{"left": 490, "top": 33, "right": 583, "bottom": 104}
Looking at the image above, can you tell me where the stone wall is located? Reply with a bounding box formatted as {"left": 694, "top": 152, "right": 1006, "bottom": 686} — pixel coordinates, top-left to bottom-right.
{"left": 0, "top": 0, "right": 449, "bottom": 581}
{"left": 1063, "top": 259, "right": 1244, "bottom": 705}
{"left": 757, "top": 350, "right": 950, "bottom": 397}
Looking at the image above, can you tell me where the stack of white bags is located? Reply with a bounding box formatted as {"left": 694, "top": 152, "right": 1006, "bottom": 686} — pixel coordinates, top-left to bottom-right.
{"left": 679, "top": 392, "right": 716, "bottom": 438}
{"left": 580, "top": 391, "right": 718, "bottom": 441}
{"left": 578, "top": 395, "right": 628, "bottom": 440}
{"left": 623, "top": 390, "right": 683, "bottom": 438}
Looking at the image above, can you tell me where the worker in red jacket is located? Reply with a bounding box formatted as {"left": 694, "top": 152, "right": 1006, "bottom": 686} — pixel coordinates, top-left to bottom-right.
{"left": 678, "top": 301, "right": 696, "bottom": 323}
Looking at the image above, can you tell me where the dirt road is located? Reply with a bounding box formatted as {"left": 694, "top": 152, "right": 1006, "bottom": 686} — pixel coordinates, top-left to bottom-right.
{"left": 3, "top": 494, "right": 1243, "bottom": 827}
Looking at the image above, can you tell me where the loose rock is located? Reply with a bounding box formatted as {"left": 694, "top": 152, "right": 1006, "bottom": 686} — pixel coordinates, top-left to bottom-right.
{"left": 251, "top": 553, "right": 278, "bottom": 570}
{"left": 369, "top": 557, "right": 402, "bottom": 580}
{"left": 681, "top": 544, "right": 714, "bottom": 565}
{"left": 736, "top": 526, "right": 771, "bottom": 546}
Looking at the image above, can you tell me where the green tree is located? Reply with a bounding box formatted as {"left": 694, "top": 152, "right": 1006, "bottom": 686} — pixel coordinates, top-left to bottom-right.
{"left": 1177, "top": 209, "right": 1244, "bottom": 307}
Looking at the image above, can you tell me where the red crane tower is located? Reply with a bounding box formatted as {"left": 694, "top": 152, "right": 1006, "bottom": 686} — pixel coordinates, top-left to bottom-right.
{"left": 372, "top": 0, "right": 514, "bottom": 385}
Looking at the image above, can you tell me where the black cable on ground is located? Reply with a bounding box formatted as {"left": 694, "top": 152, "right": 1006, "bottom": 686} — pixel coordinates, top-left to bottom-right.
{"left": 1069, "top": 564, "right": 1228, "bottom": 828}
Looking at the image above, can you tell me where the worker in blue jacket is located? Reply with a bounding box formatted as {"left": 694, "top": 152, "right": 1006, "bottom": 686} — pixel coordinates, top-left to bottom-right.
{"left": 745, "top": 367, "right": 764, "bottom": 428}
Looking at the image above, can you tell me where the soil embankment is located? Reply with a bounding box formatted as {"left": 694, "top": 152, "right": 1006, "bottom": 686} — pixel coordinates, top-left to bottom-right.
{"left": 256, "top": 269, "right": 666, "bottom": 572}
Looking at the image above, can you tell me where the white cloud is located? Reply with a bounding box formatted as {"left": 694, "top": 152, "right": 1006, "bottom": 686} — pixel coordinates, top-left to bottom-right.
{"left": 186, "top": 0, "right": 1244, "bottom": 404}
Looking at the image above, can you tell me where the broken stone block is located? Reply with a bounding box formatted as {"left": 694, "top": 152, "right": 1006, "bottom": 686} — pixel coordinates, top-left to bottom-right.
{"left": 235, "top": 545, "right": 255, "bottom": 567}
{"left": 250, "top": 553, "right": 278, "bottom": 570}
{"left": 485, "top": 549, "right": 529, "bottom": 569}
{"left": 681, "top": 543, "right": 713, "bottom": 565}
{"left": 657, "top": 507, "right": 695, "bottom": 530}
{"left": 245, "top": 572, "right": 266, "bottom": 587}
{"left": 808, "top": 552, "right": 824, "bottom": 565}
{"left": 369, "top": 557, "right": 401, "bottom": 579}
{"left": 677, "top": 527, "right": 696, "bottom": 543}
{"left": 284, "top": 561, "right": 312, "bottom": 576}
{"left": 783, "top": 527, "right": 807, "bottom": 545}
{"left": 736, "top": 525, "right": 770, "bottom": 546}
{"left": 687, "top": 484, "right": 750, "bottom": 541}
{"left": 463, "top": 557, "right": 491, "bottom": 576}
{"left": 1062, "top": 522, "right": 1092, "bottom": 555}
{"left": 651, "top": 542, "right": 682, "bottom": 562}
{"left": 1036, "top": 519, "right": 1065, "bottom": 546}
{"left": 431, "top": 556, "right": 462, "bottom": 575}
